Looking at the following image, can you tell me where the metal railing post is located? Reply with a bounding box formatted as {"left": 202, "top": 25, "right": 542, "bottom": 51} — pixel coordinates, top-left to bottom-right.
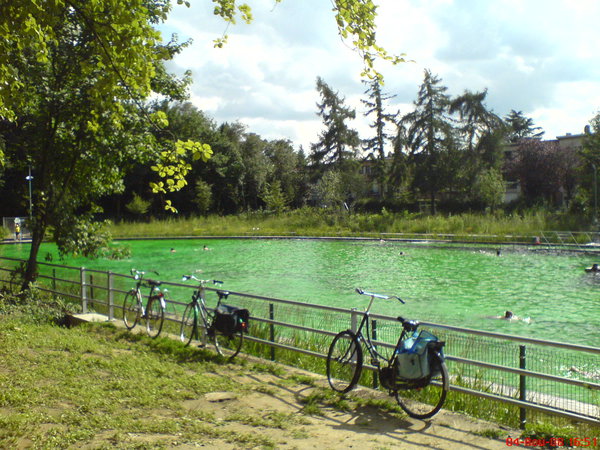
{"left": 89, "top": 274, "right": 94, "bottom": 306}
{"left": 52, "top": 268, "right": 56, "bottom": 290}
{"left": 107, "top": 271, "right": 114, "bottom": 320}
{"left": 372, "top": 319, "right": 378, "bottom": 389}
{"left": 519, "top": 345, "right": 527, "bottom": 429}
{"left": 80, "top": 267, "right": 87, "bottom": 314}
{"left": 269, "top": 303, "right": 275, "bottom": 361}
{"left": 350, "top": 308, "right": 358, "bottom": 334}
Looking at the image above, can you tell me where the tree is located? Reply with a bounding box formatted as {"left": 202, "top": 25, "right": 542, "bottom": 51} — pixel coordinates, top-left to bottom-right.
{"left": 264, "top": 139, "right": 307, "bottom": 208}
{"left": 472, "top": 168, "right": 505, "bottom": 211}
{"left": 508, "top": 139, "right": 567, "bottom": 206}
{"left": 126, "top": 193, "right": 151, "bottom": 217}
{"left": 310, "top": 77, "right": 360, "bottom": 174}
{"left": 262, "top": 180, "right": 288, "bottom": 214}
{"left": 449, "top": 89, "right": 505, "bottom": 206}
{"left": 504, "top": 110, "right": 544, "bottom": 143}
{"left": 0, "top": 0, "right": 405, "bottom": 128}
{"left": 239, "top": 133, "right": 271, "bottom": 211}
{"left": 577, "top": 115, "right": 600, "bottom": 219}
{"left": 312, "top": 170, "right": 345, "bottom": 209}
{"left": 401, "top": 70, "right": 458, "bottom": 214}
{"left": 0, "top": 2, "right": 212, "bottom": 289}
{"left": 361, "top": 79, "right": 399, "bottom": 198}
{"left": 0, "top": 0, "right": 404, "bottom": 288}
{"left": 193, "top": 179, "right": 212, "bottom": 216}
{"left": 450, "top": 89, "right": 503, "bottom": 156}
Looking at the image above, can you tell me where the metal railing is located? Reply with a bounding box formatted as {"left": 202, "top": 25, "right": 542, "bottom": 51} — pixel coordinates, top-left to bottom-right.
{"left": 1, "top": 256, "right": 598, "bottom": 427}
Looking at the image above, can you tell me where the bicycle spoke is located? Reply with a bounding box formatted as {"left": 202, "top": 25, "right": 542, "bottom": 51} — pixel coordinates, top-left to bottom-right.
{"left": 146, "top": 296, "right": 165, "bottom": 338}
{"left": 122, "top": 290, "right": 140, "bottom": 330}
{"left": 180, "top": 304, "right": 197, "bottom": 346}
{"left": 327, "top": 330, "right": 363, "bottom": 393}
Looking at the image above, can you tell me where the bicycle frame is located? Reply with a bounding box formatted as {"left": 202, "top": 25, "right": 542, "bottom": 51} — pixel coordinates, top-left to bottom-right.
{"left": 182, "top": 275, "right": 223, "bottom": 337}
{"left": 352, "top": 289, "right": 408, "bottom": 367}
{"left": 132, "top": 270, "right": 164, "bottom": 314}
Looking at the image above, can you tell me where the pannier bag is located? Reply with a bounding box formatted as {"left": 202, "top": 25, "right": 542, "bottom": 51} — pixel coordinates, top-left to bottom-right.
{"left": 213, "top": 304, "right": 250, "bottom": 335}
{"left": 394, "top": 329, "right": 444, "bottom": 381}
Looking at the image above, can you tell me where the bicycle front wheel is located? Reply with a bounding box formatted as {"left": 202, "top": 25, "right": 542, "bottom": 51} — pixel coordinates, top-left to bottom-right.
{"left": 395, "top": 352, "right": 449, "bottom": 419}
{"left": 326, "top": 330, "right": 363, "bottom": 393}
{"left": 213, "top": 330, "right": 244, "bottom": 360}
{"left": 123, "top": 290, "right": 141, "bottom": 330}
{"left": 180, "top": 303, "right": 198, "bottom": 346}
{"left": 146, "top": 296, "right": 165, "bottom": 338}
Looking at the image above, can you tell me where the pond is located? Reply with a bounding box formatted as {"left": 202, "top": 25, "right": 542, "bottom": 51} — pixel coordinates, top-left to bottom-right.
{"left": 3, "top": 238, "right": 600, "bottom": 347}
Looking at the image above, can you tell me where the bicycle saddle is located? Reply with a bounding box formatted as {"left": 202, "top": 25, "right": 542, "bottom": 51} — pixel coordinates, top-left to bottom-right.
{"left": 146, "top": 279, "right": 161, "bottom": 287}
{"left": 398, "top": 316, "right": 419, "bottom": 331}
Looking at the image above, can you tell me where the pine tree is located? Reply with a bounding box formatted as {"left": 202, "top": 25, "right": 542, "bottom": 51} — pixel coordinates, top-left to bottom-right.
{"left": 361, "top": 79, "right": 399, "bottom": 198}
{"left": 504, "top": 110, "right": 544, "bottom": 143}
{"left": 401, "top": 70, "right": 458, "bottom": 214}
{"left": 310, "top": 77, "right": 360, "bottom": 175}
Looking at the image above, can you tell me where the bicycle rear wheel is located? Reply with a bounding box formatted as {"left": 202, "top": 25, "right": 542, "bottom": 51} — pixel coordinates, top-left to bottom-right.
{"left": 394, "top": 353, "right": 449, "bottom": 419}
{"left": 145, "top": 296, "right": 165, "bottom": 338}
{"left": 213, "top": 330, "right": 244, "bottom": 360}
{"left": 123, "top": 290, "right": 141, "bottom": 330}
{"left": 180, "top": 303, "right": 198, "bottom": 346}
{"left": 326, "top": 330, "right": 363, "bottom": 393}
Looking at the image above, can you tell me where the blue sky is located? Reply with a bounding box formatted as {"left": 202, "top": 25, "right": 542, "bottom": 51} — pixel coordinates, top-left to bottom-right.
{"left": 160, "top": 0, "right": 600, "bottom": 151}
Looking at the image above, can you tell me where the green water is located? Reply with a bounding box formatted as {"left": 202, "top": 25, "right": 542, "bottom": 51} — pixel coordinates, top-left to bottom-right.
{"left": 3, "top": 238, "right": 600, "bottom": 347}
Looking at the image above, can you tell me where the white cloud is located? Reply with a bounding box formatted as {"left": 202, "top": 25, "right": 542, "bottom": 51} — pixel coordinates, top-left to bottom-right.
{"left": 160, "top": 0, "right": 600, "bottom": 151}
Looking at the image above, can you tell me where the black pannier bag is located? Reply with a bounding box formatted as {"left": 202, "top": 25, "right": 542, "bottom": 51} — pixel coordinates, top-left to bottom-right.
{"left": 213, "top": 304, "right": 250, "bottom": 335}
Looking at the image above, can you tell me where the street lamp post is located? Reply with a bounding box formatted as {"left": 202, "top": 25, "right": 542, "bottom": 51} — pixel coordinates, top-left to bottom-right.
{"left": 25, "top": 165, "right": 33, "bottom": 220}
{"left": 593, "top": 164, "right": 598, "bottom": 227}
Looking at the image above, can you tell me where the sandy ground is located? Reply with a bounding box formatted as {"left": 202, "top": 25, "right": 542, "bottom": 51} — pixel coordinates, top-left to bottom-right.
{"left": 177, "top": 357, "right": 517, "bottom": 450}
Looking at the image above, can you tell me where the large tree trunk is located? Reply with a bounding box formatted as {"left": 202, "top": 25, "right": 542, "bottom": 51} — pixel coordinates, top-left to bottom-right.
{"left": 20, "top": 227, "right": 45, "bottom": 291}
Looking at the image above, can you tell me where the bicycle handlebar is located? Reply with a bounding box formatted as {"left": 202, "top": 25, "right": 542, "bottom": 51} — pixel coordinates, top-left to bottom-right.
{"left": 356, "top": 287, "right": 405, "bottom": 304}
{"left": 131, "top": 268, "right": 159, "bottom": 279}
{"left": 182, "top": 274, "right": 223, "bottom": 285}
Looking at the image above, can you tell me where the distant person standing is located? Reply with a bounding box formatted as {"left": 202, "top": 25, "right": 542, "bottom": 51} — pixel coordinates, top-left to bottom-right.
{"left": 14, "top": 223, "right": 21, "bottom": 241}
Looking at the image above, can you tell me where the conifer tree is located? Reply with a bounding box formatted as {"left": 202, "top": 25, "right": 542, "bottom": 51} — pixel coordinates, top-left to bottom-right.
{"left": 310, "top": 77, "right": 360, "bottom": 175}
{"left": 361, "top": 79, "right": 399, "bottom": 198}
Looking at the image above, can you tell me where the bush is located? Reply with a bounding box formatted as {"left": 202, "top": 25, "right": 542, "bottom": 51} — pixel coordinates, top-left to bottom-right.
{"left": 0, "top": 287, "right": 78, "bottom": 325}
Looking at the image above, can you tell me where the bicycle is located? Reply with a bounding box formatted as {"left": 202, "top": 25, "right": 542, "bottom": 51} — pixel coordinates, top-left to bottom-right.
{"left": 326, "top": 288, "right": 449, "bottom": 419}
{"left": 179, "top": 274, "right": 247, "bottom": 360}
{"left": 122, "top": 269, "right": 166, "bottom": 338}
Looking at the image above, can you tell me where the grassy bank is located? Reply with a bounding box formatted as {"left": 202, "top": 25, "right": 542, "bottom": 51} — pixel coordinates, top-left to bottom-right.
{"left": 109, "top": 208, "right": 588, "bottom": 241}
{"left": 0, "top": 287, "right": 597, "bottom": 448}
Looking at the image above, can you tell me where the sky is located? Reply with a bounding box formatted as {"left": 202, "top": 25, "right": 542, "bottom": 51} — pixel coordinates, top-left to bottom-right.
{"left": 160, "top": 0, "right": 600, "bottom": 152}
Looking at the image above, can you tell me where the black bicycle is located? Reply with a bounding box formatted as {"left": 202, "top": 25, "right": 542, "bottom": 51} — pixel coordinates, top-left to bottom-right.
{"left": 179, "top": 274, "right": 248, "bottom": 360}
{"left": 326, "top": 288, "right": 449, "bottom": 419}
{"left": 122, "top": 269, "right": 166, "bottom": 338}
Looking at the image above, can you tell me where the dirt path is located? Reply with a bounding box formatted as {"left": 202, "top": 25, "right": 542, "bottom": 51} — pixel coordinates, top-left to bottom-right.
{"left": 180, "top": 357, "right": 516, "bottom": 449}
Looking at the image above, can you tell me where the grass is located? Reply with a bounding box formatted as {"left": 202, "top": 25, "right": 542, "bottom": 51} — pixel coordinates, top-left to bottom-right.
{"left": 108, "top": 207, "right": 593, "bottom": 242}
{"left": 0, "top": 290, "right": 326, "bottom": 449}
